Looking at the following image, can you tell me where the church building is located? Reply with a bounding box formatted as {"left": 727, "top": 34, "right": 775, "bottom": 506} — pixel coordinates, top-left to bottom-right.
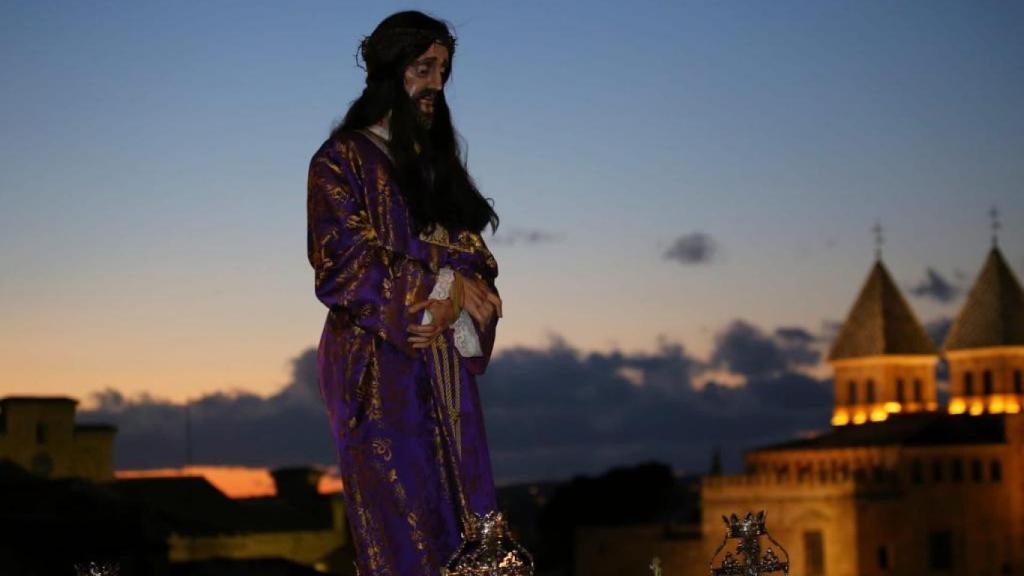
{"left": 577, "top": 240, "right": 1024, "bottom": 576}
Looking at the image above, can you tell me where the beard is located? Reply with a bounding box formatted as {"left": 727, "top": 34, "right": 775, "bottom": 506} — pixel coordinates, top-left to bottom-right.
{"left": 415, "top": 107, "right": 432, "bottom": 129}
{"left": 410, "top": 89, "right": 439, "bottom": 129}
{"left": 388, "top": 86, "right": 439, "bottom": 176}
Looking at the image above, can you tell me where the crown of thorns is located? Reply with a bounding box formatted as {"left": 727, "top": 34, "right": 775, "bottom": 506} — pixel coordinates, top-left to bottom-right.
{"left": 358, "top": 27, "right": 457, "bottom": 74}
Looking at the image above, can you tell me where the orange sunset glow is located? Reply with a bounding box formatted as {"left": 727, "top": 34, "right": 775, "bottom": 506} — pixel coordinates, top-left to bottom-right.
{"left": 115, "top": 465, "right": 343, "bottom": 499}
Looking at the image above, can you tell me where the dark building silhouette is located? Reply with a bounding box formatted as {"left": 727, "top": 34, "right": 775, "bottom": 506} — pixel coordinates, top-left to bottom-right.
{"left": 0, "top": 396, "right": 352, "bottom": 574}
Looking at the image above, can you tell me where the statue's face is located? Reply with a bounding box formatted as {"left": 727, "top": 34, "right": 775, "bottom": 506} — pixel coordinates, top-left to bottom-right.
{"left": 403, "top": 42, "right": 449, "bottom": 124}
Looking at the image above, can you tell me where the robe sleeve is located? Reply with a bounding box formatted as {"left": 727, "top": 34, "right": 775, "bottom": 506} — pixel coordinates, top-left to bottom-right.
{"left": 462, "top": 291, "right": 499, "bottom": 376}
{"left": 307, "top": 140, "right": 436, "bottom": 359}
{"left": 441, "top": 231, "right": 500, "bottom": 375}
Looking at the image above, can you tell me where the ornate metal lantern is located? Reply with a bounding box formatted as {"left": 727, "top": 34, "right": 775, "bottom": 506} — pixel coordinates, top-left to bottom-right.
{"left": 709, "top": 511, "right": 789, "bottom": 576}
{"left": 441, "top": 510, "right": 534, "bottom": 576}
{"left": 73, "top": 561, "right": 120, "bottom": 576}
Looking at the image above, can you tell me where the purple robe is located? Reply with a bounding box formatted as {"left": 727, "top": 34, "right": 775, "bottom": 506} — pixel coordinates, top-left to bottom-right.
{"left": 307, "top": 130, "right": 500, "bottom": 575}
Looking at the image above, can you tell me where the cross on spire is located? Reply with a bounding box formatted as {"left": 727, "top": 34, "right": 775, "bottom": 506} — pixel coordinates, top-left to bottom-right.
{"left": 872, "top": 220, "right": 884, "bottom": 261}
{"left": 990, "top": 206, "right": 1001, "bottom": 248}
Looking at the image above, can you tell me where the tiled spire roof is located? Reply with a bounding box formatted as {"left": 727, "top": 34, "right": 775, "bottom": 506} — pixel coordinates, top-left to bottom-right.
{"left": 828, "top": 260, "right": 936, "bottom": 361}
{"left": 943, "top": 247, "right": 1024, "bottom": 351}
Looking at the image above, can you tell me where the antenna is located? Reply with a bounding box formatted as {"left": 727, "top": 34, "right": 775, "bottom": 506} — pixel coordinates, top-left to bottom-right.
{"left": 185, "top": 398, "right": 193, "bottom": 468}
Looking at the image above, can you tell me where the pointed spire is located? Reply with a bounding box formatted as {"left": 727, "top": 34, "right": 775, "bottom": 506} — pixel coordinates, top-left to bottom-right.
{"left": 943, "top": 246, "right": 1024, "bottom": 351}
{"left": 709, "top": 446, "right": 723, "bottom": 476}
{"left": 989, "top": 206, "right": 1001, "bottom": 248}
{"left": 828, "top": 260, "right": 937, "bottom": 361}
{"left": 872, "top": 220, "right": 884, "bottom": 261}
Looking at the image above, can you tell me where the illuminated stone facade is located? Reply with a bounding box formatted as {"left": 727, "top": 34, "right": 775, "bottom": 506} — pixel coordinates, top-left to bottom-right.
{"left": 0, "top": 396, "right": 115, "bottom": 482}
{"left": 827, "top": 259, "right": 940, "bottom": 427}
{"left": 944, "top": 248, "right": 1024, "bottom": 418}
{"left": 576, "top": 246, "right": 1024, "bottom": 576}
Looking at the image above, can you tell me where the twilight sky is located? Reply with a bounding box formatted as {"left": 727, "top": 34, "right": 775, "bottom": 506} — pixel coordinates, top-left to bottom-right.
{"left": 2, "top": 0, "right": 1022, "bottom": 430}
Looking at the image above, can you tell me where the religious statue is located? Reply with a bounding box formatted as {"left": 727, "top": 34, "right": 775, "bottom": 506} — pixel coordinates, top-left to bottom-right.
{"left": 306, "top": 10, "right": 522, "bottom": 576}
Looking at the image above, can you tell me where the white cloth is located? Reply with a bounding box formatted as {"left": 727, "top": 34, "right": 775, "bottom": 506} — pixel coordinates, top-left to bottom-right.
{"left": 420, "top": 266, "right": 483, "bottom": 357}
{"left": 365, "top": 123, "right": 479, "bottom": 356}
{"left": 366, "top": 123, "right": 391, "bottom": 141}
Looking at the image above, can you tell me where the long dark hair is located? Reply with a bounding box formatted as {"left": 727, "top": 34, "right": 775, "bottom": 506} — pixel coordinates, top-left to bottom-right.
{"left": 330, "top": 11, "right": 499, "bottom": 237}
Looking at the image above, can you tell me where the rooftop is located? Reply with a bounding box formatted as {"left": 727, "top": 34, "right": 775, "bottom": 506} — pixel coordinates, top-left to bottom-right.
{"left": 943, "top": 247, "right": 1024, "bottom": 351}
{"left": 828, "top": 260, "right": 936, "bottom": 361}
{"left": 753, "top": 412, "right": 1006, "bottom": 452}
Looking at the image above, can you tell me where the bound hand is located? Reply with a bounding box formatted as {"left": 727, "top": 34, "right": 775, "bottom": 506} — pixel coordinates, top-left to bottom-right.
{"left": 406, "top": 298, "right": 457, "bottom": 349}
{"left": 458, "top": 272, "right": 502, "bottom": 329}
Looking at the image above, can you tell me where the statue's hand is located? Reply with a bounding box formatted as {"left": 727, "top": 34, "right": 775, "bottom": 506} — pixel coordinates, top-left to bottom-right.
{"left": 406, "top": 298, "right": 457, "bottom": 349}
{"left": 460, "top": 273, "right": 502, "bottom": 328}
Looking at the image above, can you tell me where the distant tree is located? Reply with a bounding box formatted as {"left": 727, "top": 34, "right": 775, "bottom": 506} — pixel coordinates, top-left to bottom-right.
{"left": 536, "top": 461, "right": 674, "bottom": 574}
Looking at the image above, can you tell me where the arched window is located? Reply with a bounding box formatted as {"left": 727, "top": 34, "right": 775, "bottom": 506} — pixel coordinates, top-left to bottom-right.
{"left": 911, "top": 459, "right": 924, "bottom": 484}
{"left": 991, "top": 460, "right": 1002, "bottom": 482}
{"left": 776, "top": 463, "right": 790, "bottom": 482}
{"left": 932, "top": 459, "right": 944, "bottom": 482}
{"left": 848, "top": 380, "right": 857, "bottom": 405}
{"left": 914, "top": 379, "right": 923, "bottom": 402}
{"left": 878, "top": 546, "right": 889, "bottom": 571}
{"left": 804, "top": 531, "right": 825, "bottom": 576}
{"left": 971, "top": 459, "right": 983, "bottom": 482}
{"left": 1014, "top": 370, "right": 1022, "bottom": 395}
{"left": 964, "top": 371, "right": 975, "bottom": 396}
{"left": 983, "top": 370, "right": 994, "bottom": 395}
{"left": 866, "top": 379, "right": 876, "bottom": 403}
{"left": 798, "top": 463, "right": 812, "bottom": 481}
{"left": 929, "top": 531, "right": 953, "bottom": 571}
{"left": 896, "top": 379, "right": 906, "bottom": 402}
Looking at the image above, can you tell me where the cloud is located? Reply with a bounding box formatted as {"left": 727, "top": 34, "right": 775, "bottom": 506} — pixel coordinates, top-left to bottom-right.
{"left": 909, "top": 267, "right": 961, "bottom": 303}
{"left": 819, "top": 319, "right": 843, "bottom": 345}
{"left": 79, "top": 321, "right": 833, "bottom": 484}
{"left": 488, "top": 227, "right": 562, "bottom": 246}
{"left": 79, "top": 349, "right": 337, "bottom": 470}
{"left": 773, "top": 326, "right": 821, "bottom": 366}
{"left": 481, "top": 332, "right": 830, "bottom": 482}
{"left": 663, "top": 232, "right": 716, "bottom": 265}
{"left": 477, "top": 321, "right": 830, "bottom": 482}
{"left": 708, "top": 321, "right": 820, "bottom": 379}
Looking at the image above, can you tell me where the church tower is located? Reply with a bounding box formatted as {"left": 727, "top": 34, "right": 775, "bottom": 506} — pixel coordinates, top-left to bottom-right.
{"left": 827, "top": 259, "right": 939, "bottom": 426}
{"left": 942, "top": 246, "right": 1024, "bottom": 415}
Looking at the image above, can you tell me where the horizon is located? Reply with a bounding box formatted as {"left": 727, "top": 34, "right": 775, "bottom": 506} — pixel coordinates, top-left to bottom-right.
{"left": 2, "top": 0, "right": 1023, "bottom": 482}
